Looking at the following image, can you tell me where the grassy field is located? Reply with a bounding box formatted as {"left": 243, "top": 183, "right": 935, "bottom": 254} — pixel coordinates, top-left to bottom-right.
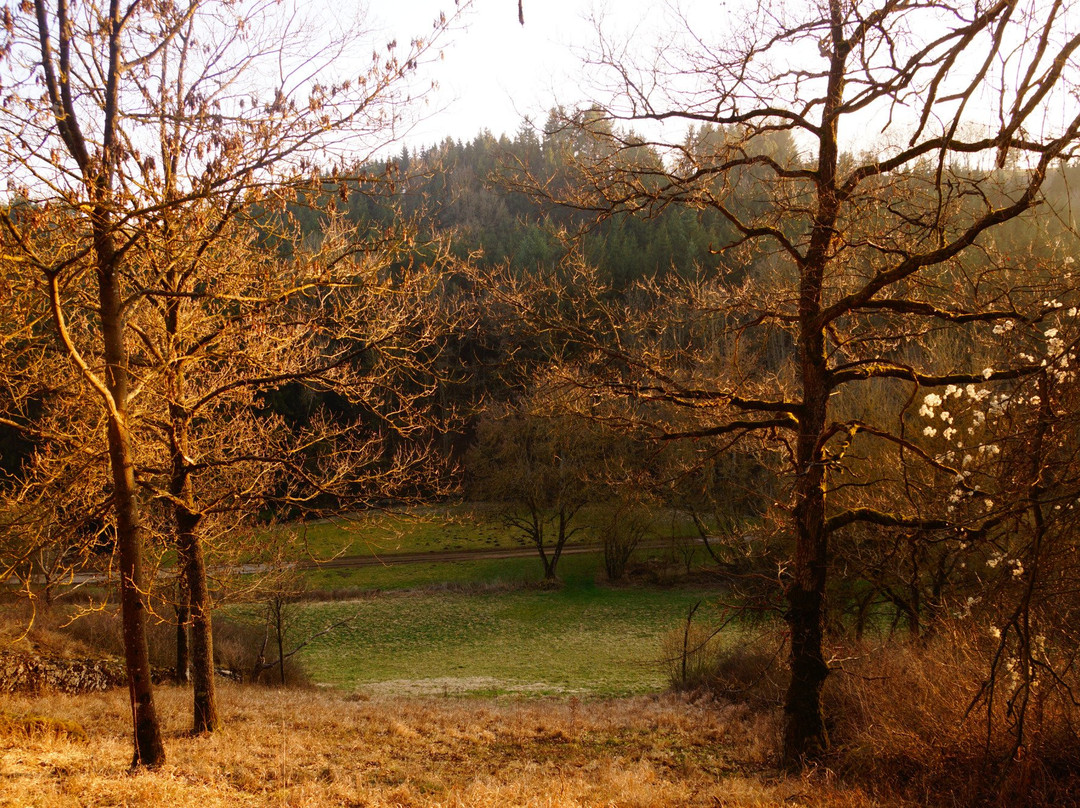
{"left": 276, "top": 503, "right": 518, "bottom": 559}
{"left": 271, "top": 502, "right": 700, "bottom": 561}
{"left": 289, "top": 578, "right": 728, "bottom": 696}
{"left": 226, "top": 504, "right": 726, "bottom": 696}
{"left": 297, "top": 543, "right": 693, "bottom": 593}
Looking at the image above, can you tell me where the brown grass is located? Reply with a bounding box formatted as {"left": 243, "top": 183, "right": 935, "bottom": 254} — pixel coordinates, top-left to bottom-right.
{"left": 825, "top": 629, "right": 1080, "bottom": 808}
{"left": 660, "top": 617, "right": 1080, "bottom": 807}
{"left": 0, "top": 684, "right": 897, "bottom": 807}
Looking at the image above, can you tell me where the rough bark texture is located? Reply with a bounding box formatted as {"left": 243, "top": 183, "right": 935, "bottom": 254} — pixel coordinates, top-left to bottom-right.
{"left": 166, "top": 297, "right": 219, "bottom": 734}
{"left": 780, "top": 4, "right": 847, "bottom": 765}
{"left": 783, "top": 357, "right": 832, "bottom": 767}
{"left": 176, "top": 580, "right": 191, "bottom": 685}
{"left": 98, "top": 258, "right": 165, "bottom": 768}
{"left": 176, "top": 511, "right": 218, "bottom": 733}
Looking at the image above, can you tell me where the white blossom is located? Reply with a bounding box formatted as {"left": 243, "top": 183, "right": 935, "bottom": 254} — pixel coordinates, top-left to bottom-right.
{"left": 919, "top": 392, "right": 943, "bottom": 418}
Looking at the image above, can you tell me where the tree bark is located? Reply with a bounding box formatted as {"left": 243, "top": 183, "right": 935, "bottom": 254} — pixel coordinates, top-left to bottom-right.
{"left": 783, "top": 368, "right": 831, "bottom": 769}
{"left": 276, "top": 599, "right": 287, "bottom": 685}
{"left": 781, "top": 2, "right": 847, "bottom": 767}
{"left": 175, "top": 509, "right": 218, "bottom": 733}
{"left": 176, "top": 579, "right": 190, "bottom": 685}
{"left": 98, "top": 250, "right": 166, "bottom": 768}
{"left": 170, "top": 409, "right": 218, "bottom": 733}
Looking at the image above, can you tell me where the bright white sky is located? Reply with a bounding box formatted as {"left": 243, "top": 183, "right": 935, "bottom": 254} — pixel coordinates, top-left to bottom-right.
{"left": 368, "top": 0, "right": 1079, "bottom": 166}
{"left": 373, "top": 0, "right": 660, "bottom": 149}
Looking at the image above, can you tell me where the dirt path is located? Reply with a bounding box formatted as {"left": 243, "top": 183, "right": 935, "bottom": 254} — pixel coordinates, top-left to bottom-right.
{"left": 295, "top": 538, "right": 684, "bottom": 570}
{"left": 69, "top": 538, "right": 701, "bottom": 582}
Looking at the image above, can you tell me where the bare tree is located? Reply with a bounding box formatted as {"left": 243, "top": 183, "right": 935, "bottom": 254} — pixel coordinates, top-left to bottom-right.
{"left": 468, "top": 394, "right": 602, "bottom": 582}
{"left": 0, "top": 0, "right": 462, "bottom": 766}
{"left": 502, "top": 0, "right": 1080, "bottom": 768}
{"left": 133, "top": 207, "right": 454, "bottom": 734}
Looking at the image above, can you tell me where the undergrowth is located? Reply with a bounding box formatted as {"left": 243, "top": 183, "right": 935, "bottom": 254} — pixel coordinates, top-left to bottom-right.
{"left": 665, "top": 618, "right": 1080, "bottom": 807}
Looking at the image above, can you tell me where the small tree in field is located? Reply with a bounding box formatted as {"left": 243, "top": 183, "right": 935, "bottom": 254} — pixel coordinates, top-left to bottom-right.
{"left": 0, "top": 0, "right": 461, "bottom": 765}
{"left": 468, "top": 401, "right": 601, "bottom": 582}
{"left": 599, "top": 494, "right": 651, "bottom": 581}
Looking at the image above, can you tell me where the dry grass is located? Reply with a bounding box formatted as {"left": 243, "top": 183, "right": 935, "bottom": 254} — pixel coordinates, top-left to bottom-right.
{"left": 825, "top": 630, "right": 1080, "bottom": 808}
{"left": 0, "top": 684, "right": 895, "bottom": 807}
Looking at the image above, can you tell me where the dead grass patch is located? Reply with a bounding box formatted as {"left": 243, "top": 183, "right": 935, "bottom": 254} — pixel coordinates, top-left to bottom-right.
{"left": 824, "top": 630, "right": 1080, "bottom": 808}
{"left": 0, "top": 684, "right": 898, "bottom": 807}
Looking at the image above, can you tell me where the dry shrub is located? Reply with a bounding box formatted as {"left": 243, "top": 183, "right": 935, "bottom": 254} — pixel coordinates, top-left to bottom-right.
{"left": 662, "top": 621, "right": 722, "bottom": 691}
{"left": 659, "top": 617, "right": 1080, "bottom": 805}
{"left": 663, "top": 620, "right": 788, "bottom": 708}
{"left": 0, "top": 600, "right": 101, "bottom": 658}
{"left": 825, "top": 625, "right": 1080, "bottom": 807}
{"left": 210, "top": 614, "right": 310, "bottom": 687}
{"left": 60, "top": 607, "right": 185, "bottom": 670}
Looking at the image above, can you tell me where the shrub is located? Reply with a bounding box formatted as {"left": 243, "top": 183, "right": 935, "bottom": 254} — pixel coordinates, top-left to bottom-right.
{"left": 3, "top": 602, "right": 310, "bottom": 687}
{"left": 824, "top": 626, "right": 1080, "bottom": 807}
{"left": 211, "top": 613, "right": 311, "bottom": 687}
{"left": 662, "top": 608, "right": 787, "bottom": 707}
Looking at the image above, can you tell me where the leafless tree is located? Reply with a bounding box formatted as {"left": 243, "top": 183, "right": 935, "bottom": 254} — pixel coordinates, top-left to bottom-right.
{"left": 133, "top": 206, "right": 456, "bottom": 733}
{"left": 0, "top": 0, "right": 463, "bottom": 766}
{"left": 468, "top": 388, "right": 604, "bottom": 582}
{"left": 502, "top": 0, "right": 1080, "bottom": 768}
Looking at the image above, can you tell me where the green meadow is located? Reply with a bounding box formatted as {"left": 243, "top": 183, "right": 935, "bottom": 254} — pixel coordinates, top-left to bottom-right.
{"left": 240, "top": 504, "right": 728, "bottom": 696}
{"left": 292, "top": 579, "right": 727, "bottom": 696}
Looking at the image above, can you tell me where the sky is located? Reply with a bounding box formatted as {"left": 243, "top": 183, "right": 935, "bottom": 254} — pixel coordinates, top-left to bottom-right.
{"left": 367, "top": 0, "right": 1080, "bottom": 167}
{"left": 373, "top": 0, "right": 656, "bottom": 149}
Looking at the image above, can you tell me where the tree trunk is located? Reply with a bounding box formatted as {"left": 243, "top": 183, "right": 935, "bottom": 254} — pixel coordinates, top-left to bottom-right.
{"left": 781, "top": 4, "right": 846, "bottom": 767}
{"left": 176, "top": 511, "right": 218, "bottom": 733}
{"left": 175, "top": 579, "right": 190, "bottom": 685}
{"left": 276, "top": 599, "right": 287, "bottom": 685}
{"left": 783, "top": 244, "right": 833, "bottom": 767}
{"left": 783, "top": 426, "right": 831, "bottom": 768}
{"left": 170, "top": 408, "right": 218, "bottom": 733}
{"left": 98, "top": 260, "right": 166, "bottom": 768}
{"left": 164, "top": 265, "right": 218, "bottom": 732}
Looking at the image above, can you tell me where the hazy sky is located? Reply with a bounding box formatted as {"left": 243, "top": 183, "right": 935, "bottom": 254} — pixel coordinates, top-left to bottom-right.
{"left": 375, "top": 0, "right": 652, "bottom": 148}
{"left": 367, "top": 0, "right": 1073, "bottom": 161}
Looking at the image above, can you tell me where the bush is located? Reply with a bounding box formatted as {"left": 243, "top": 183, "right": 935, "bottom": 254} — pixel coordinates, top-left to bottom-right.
{"left": 824, "top": 626, "right": 1080, "bottom": 807}
{"left": 211, "top": 613, "right": 310, "bottom": 687}
{"left": 663, "top": 617, "right": 1080, "bottom": 806}
{"left": 6, "top": 603, "right": 309, "bottom": 687}
{"left": 662, "top": 611, "right": 787, "bottom": 707}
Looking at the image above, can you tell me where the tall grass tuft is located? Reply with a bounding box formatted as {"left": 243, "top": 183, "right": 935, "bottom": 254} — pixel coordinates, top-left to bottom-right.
{"left": 825, "top": 626, "right": 1080, "bottom": 807}
{"left": 662, "top": 616, "right": 1080, "bottom": 806}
